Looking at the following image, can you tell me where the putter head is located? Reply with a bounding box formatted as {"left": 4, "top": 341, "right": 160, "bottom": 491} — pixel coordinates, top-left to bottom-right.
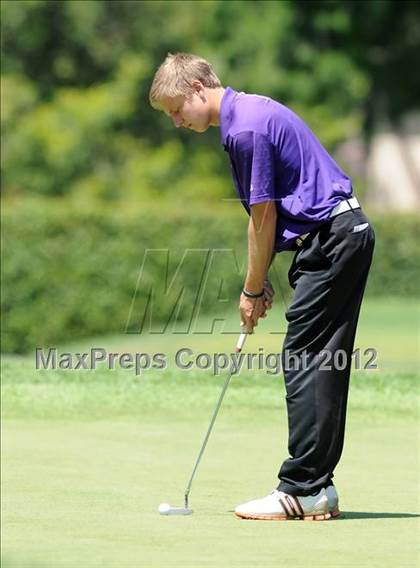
{"left": 158, "top": 503, "right": 193, "bottom": 516}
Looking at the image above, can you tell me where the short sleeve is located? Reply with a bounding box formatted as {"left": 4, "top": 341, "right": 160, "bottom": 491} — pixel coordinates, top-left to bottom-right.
{"left": 230, "top": 131, "right": 276, "bottom": 206}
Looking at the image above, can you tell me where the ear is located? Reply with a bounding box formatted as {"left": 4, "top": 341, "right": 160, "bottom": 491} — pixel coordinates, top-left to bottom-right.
{"left": 191, "top": 80, "right": 206, "bottom": 101}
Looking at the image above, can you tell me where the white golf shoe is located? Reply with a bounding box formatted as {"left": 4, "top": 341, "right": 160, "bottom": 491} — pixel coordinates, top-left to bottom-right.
{"left": 325, "top": 484, "right": 340, "bottom": 518}
{"left": 235, "top": 488, "right": 330, "bottom": 521}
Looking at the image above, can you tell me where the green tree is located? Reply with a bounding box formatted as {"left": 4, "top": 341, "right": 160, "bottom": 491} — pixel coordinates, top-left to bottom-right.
{"left": 1, "top": 0, "right": 419, "bottom": 199}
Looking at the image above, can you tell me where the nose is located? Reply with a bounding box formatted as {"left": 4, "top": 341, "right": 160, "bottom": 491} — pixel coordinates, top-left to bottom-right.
{"left": 172, "top": 114, "right": 184, "bottom": 128}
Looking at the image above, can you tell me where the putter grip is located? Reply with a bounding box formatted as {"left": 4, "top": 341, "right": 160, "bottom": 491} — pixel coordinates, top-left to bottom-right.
{"left": 236, "top": 331, "right": 248, "bottom": 352}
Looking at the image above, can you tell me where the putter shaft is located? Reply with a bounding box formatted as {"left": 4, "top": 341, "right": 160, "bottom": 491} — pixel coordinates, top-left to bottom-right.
{"left": 184, "top": 330, "right": 248, "bottom": 509}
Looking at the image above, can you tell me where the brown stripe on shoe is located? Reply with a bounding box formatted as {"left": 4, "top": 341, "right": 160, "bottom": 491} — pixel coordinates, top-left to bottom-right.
{"left": 278, "top": 495, "right": 294, "bottom": 517}
{"left": 284, "top": 495, "right": 300, "bottom": 517}
{"left": 290, "top": 495, "right": 305, "bottom": 517}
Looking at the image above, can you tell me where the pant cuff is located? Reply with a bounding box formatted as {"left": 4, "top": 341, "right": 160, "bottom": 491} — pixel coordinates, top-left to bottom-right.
{"left": 277, "top": 481, "right": 324, "bottom": 497}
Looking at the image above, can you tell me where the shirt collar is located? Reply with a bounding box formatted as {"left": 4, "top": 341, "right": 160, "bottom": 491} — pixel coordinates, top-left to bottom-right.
{"left": 219, "top": 86, "right": 237, "bottom": 149}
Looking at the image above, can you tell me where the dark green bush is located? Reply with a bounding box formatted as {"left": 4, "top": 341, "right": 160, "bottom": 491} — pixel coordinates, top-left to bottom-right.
{"left": 1, "top": 198, "right": 419, "bottom": 353}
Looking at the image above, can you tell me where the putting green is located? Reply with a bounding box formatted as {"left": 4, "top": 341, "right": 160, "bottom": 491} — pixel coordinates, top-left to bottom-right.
{"left": 2, "top": 412, "right": 419, "bottom": 568}
{"left": 1, "top": 298, "right": 419, "bottom": 567}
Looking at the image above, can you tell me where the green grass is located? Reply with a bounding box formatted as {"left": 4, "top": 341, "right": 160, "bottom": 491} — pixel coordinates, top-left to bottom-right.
{"left": 1, "top": 297, "right": 419, "bottom": 568}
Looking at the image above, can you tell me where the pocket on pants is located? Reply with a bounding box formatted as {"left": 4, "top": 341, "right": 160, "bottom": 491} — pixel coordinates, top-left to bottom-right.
{"left": 295, "top": 232, "right": 332, "bottom": 272}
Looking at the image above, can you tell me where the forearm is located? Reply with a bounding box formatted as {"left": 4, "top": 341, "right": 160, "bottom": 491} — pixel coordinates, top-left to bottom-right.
{"left": 244, "top": 202, "right": 277, "bottom": 293}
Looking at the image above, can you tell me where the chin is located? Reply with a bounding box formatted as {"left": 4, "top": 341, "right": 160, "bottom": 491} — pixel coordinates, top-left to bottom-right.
{"left": 196, "top": 123, "right": 209, "bottom": 133}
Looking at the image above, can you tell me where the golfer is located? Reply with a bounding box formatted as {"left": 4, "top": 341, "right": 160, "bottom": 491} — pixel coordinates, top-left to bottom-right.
{"left": 149, "top": 53, "right": 375, "bottom": 521}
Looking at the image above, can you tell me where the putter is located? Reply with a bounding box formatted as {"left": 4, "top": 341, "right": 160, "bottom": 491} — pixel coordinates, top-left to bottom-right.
{"left": 158, "top": 328, "right": 248, "bottom": 516}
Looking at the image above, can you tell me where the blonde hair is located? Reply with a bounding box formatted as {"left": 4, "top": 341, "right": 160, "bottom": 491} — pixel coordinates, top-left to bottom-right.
{"left": 149, "top": 53, "right": 222, "bottom": 110}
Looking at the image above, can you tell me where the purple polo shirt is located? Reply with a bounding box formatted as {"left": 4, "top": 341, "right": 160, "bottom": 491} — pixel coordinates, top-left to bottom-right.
{"left": 219, "top": 87, "right": 353, "bottom": 252}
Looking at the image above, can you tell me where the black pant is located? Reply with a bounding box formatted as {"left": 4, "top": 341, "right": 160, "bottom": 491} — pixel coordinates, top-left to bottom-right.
{"left": 277, "top": 209, "right": 375, "bottom": 496}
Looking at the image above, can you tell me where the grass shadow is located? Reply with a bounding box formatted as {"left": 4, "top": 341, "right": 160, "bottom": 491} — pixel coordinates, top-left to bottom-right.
{"left": 336, "top": 511, "right": 420, "bottom": 520}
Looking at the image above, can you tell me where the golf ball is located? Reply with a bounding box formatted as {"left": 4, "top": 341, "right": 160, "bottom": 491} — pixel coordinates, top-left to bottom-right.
{"left": 158, "top": 503, "right": 171, "bottom": 515}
